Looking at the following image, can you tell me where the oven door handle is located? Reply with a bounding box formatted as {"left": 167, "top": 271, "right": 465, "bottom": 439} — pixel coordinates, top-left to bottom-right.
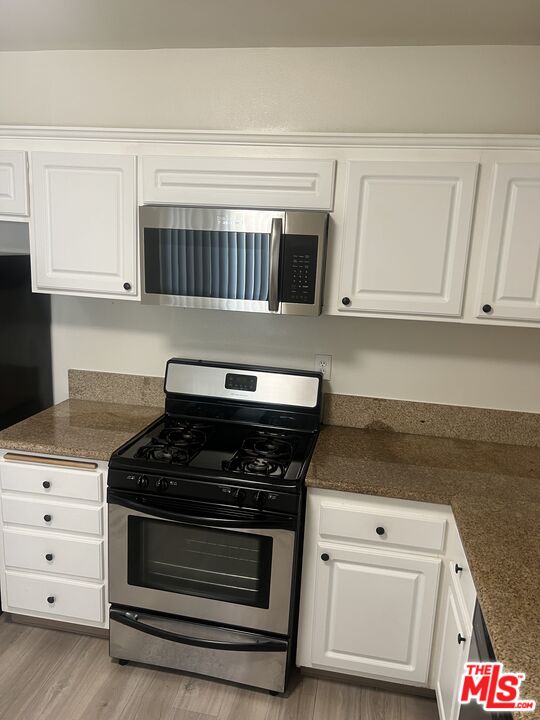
{"left": 110, "top": 609, "right": 287, "bottom": 653}
{"left": 108, "top": 490, "right": 296, "bottom": 530}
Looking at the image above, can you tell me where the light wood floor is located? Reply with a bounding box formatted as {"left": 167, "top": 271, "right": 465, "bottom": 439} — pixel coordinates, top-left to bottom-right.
{"left": 0, "top": 615, "right": 439, "bottom": 720}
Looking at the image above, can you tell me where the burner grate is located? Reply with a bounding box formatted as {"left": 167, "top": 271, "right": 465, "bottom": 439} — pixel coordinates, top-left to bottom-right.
{"left": 223, "top": 432, "right": 294, "bottom": 478}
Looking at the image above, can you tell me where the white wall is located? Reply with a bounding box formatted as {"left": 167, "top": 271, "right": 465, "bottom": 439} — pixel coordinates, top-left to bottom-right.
{"left": 2, "top": 46, "right": 539, "bottom": 412}
{"left": 0, "top": 46, "right": 540, "bottom": 133}
{"left": 51, "top": 297, "right": 540, "bottom": 412}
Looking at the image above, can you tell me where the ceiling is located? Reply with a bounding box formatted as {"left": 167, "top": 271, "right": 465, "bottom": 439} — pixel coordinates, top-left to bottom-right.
{"left": 1, "top": 0, "right": 540, "bottom": 50}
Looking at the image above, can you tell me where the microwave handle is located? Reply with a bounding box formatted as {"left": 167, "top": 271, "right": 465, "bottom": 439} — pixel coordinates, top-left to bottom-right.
{"left": 268, "top": 217, "right": 283, "bottom": 312}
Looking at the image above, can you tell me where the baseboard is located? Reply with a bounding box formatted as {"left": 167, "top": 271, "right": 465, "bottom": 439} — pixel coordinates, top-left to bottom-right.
{"left": 299, "top": 667, "right": 436, "bottom": 698}
{"left": 8, "top": 613, "right": 109, "bottom": 639}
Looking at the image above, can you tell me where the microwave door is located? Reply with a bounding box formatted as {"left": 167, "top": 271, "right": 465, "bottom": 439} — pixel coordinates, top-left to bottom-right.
{"left": 268, "top": 217, "right": 282, "bottom": 312}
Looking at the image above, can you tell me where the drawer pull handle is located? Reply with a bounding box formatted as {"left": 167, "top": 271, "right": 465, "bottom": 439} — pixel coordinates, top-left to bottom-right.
{"left": 455, "top": 563, "right": 463, "bottom": 573}
{"left": 320, "top": 553, "right": 330, "bottom": 562}
{"left": 43, "top": 514, "right": 52, "bottom": 522}
{"left": 457, "top": 633, "right": 466, "bottom": 645}
{"left": 45, "top": 553, "right": 54, "bottom": 562}
{"left": 47, "top": 596, "right": 55, "bottom": 604}
{"left": 42, "top": 481, "right": 51, "bottom": 489}
{"left": 376, "top": 526, "right": 385, "bottom": 536}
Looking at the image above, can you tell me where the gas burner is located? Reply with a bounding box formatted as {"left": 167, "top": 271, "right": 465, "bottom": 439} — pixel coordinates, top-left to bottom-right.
{"left": 159, "top": 427, "right": 206, "bottom": 448}
{"left": 135, "top": 440, "right": 192, "bottom": 465}
{"left": 238, "top": 457, "right": 281, "bottom": 476}
{"left": 248, "top": 436, "right": 292, "bottom": 461}
{"left": 223, "top": 432, "right": 294, "bottom": 478}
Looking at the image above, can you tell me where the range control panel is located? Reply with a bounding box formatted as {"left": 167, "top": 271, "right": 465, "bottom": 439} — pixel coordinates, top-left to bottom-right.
{"left": 108, "top": 469, "right": 299, "bottom": 515}
{"left": 280, "top": 234, "right": 318, "bottom": 305}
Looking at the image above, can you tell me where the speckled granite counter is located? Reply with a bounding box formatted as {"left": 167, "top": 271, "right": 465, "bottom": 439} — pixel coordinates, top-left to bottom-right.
{"left": 306, "top": 425, "right": 540, "bottom": 714}
{"left": 0, "top": 399, "right": 162, "bottom": 461}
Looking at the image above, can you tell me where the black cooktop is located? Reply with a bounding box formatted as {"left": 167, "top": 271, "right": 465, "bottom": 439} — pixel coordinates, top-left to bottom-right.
{"left": 111, "top": 413, "right": 317, "bottom": 487}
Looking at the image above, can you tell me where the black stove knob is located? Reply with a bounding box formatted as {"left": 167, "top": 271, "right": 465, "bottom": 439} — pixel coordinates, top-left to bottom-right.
{"left": 254, "top": 491, "right": 267, "bottom": 509}
{"left": 155, "top": 478, "right": 169, "bottom": 492}
{"left": 234, "top": 488, "right": 246, "bottom": 506}
{"left": 137, "top": 475, "right": 149, "bottom": 490}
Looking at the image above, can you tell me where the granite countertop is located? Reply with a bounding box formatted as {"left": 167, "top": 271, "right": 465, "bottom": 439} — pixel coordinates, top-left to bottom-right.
{"left": 0, "top": 401, "right": 537, "bottom": 712}
{"left": 0, "top": 399, "right": 163, "bottom": 461}
{"left": 307, "top": 425, "right": 540, "bottom": 715}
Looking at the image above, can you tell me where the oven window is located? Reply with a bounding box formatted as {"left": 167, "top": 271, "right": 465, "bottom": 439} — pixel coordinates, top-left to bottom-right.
{"left": 127, "top": 517, "right": 273, "bottom": 608}
{"left": 143, "top": 228, "right": 270, "bottom": 301}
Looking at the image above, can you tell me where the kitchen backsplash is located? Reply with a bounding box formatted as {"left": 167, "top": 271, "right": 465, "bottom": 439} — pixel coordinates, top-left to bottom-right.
{"left": 68, "top": 370, "right": 540, "bottom": 448}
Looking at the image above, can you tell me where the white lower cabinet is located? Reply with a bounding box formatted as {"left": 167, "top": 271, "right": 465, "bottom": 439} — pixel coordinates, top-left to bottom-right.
{"left": 435, "top": 580, "right": 471, "bottom": 720}
{"left": 298, "top": 487, "right": 478, "bottom": 718}
{"left": 0, "top": 451, "right": 108, "bottom": 629}
{"left": 298, "top": 489, "right": 446, "bottom": 687}
{"left": 312, "top": 542, "right": 440, "bottom": 683}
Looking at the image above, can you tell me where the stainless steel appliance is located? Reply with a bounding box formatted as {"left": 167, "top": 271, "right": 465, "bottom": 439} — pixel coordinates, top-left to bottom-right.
{"left": 459, "top": 602, "right": 512, "bottom": 720}
{"left": 139, "top": 206, "right": 328, "bottom": 315}
{"left": 108, "top": 358, "right": 323, "bottom": 693}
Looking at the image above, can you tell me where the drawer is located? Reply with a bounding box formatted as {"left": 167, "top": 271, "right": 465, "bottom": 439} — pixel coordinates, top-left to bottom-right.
{"left": 1, "top": 496, "right": 103, "bottom": 536}
{"left": 3, "top": 528, "right": 104, "bottom": 581}
{"left": 5, "top": 571, "right": 104, "bottom": 623}
{"left": 446, "top": 522, "right": 477, "bottom": 623}
{"left": 0, "top": 460, "right": 102, "bottom": 502}
{"left": 319, "top": 502, "right": 446, "bottom": 553}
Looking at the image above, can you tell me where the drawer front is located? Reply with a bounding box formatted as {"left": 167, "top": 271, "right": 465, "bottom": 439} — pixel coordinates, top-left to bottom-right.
{"left": 1, "top": 496, "right": 103, "bottom": 536}
{"left": 0, "top": 461, "right": 102, "bottom": 502}
{"left": 319, "top": 502, "right": 446, "bottom": 553}
{"left": 446, "top": 522, "right": 477, "bottom": 623}
{"left": 5, "top": 571, "right": 104, "bottom": 623}
{"left": 3, "top": 528, "right": 104, "bottom": 581}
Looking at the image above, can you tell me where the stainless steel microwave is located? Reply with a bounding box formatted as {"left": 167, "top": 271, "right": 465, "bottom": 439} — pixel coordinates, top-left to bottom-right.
{"left": 139, "top": 206, "right": 328, "bottom": 315}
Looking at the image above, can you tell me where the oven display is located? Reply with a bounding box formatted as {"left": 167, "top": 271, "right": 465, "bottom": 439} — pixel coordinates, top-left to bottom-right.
{"left": 225, "top": 373, "right": 257, "bottom": 392}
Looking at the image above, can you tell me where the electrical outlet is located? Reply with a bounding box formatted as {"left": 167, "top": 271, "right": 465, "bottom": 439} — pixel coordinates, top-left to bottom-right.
{"left": 315, "top": 354, "right": 332, "bottom": 380}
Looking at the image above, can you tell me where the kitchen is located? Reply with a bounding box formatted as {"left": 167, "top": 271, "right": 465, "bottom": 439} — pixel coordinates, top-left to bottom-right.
{"left": 0, "top": 3, "right": 539, "bottom": 720}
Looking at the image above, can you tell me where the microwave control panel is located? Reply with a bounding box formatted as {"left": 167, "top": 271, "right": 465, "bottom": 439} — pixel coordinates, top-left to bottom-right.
{"left": 280, "top": 234, "right": 318, "bottom": 305}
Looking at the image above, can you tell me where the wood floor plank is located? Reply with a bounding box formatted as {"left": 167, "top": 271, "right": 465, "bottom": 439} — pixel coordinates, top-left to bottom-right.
{"left": 174, "top": 673, "right": 239, "bottom": 718}
{"left": 263, "top": 675, "right": 317, "bottom": 720}
{"left": 312, "top": 677, "right": 364, "bottom": 720}
{"left": 397, "top": 692, "right": 440, "bottom": 720}
{"left": 25, "top": 636, "right": 109, "bottom": 720}
{"left": 0, "top": 623, "right": 78, "bottom": 720}
{"left": 0, "top": 619, "right": 439, "bottom": 720}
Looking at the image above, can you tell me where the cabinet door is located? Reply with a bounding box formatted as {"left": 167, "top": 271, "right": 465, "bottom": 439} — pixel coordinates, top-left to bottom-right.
{"left": 312, "top": 543, "right": 440, "bottom": 683}
{"left": 141, "top": 155, "right": 336, "bottom": 211}
{"left": 436, "top": 582, "right": 471, "bottom": 720}
{"left": 30, "top": 152, "right": 137, "bottom": 298}
{"left": 339, "top": 161, "right": 478, "bottom": 317}
{"left": 0, "top": 150, "right": 28, "bottom": 216}
{"left": 477, "top": 163, "right": 540, "bottom": 323}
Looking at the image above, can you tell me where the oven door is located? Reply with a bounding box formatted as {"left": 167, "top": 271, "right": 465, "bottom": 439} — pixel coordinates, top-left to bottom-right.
{"left": 108, "top": 490, "right": 296, "bottom": 636}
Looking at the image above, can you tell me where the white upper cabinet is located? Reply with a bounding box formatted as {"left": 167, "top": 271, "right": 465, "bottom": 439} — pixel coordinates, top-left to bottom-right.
{"left": 0, "top": 150, "right": 28, "bottom": 216}
{"left": 30, "top": 152, "right": 138, "bottom": 299}
{"left": 141, "top": 155, "right": 336, "bottom": 210}
{"left": 476, "top": 163, "right": 540, "bottom": 323}
{"left": 338, "top": 161, "right": 478, "bottom": 317}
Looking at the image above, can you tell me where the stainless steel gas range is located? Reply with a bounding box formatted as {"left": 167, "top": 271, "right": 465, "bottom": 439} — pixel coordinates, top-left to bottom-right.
{"left": 107, "top": 358, "right": 323, "bottom": 693}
